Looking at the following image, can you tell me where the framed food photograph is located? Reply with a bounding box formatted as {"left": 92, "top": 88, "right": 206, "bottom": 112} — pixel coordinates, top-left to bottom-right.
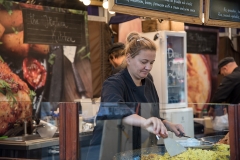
{"left": 185, "top": 24, "right": 219, "bottom": 115}
{"left": 0, "top": 1, "right": 92, "bottom": 136}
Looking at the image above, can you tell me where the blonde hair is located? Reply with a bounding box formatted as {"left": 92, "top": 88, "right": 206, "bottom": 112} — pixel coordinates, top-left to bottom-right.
{"left": 125, "top": 32, "right": 156, "bottom": 58}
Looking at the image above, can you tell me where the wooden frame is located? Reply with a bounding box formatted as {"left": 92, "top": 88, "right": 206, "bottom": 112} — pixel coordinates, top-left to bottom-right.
{"left": 109, "top": 0, "right": 203, "bottom": 25}
{"left": 205, "top": 0, "right": 240, "bottom": 28}
{"left": 59, "top": 103, "right": 79, "bottom": 160}
{"left": 90, "top": 0, "right": 103, "bottom": 7}
{"left": 228, "top": 104, "right": 240, "bottom": 160}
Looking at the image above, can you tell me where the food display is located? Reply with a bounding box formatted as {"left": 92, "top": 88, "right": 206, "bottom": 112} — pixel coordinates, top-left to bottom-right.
{"left": 22, "top": 57, "right": 47, "bottom": 90}
{"left": 218, "top": 132, "right": 230, "bottom": 145}
{"left": 187, "top": 54, "right": 211, "bottom": 114}
{"left": 0, "top": 2, "right": 49, "bottom": 136}
{"left": 0, "top": 9, "right": 23, "bottom": 28}
{"left": 0, "top": 59, "right": 33, "bottom": 135}
{"left": 1, "top": 31, "right": 30, "bottom": 57}
{"left": 141, "top": 144, "right": 230, "bottom": 160}
{"left": 0, "top": 23, "right": 4, "bottom": 38}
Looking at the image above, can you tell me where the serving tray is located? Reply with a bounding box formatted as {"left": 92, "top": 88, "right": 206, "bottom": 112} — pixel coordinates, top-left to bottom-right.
{"left": 176, "top": 139, "right": 213, "bottom": 149}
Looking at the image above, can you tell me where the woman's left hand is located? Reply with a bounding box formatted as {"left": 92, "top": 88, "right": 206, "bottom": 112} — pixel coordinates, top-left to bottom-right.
{"left": 162, "top": 120, "right": 185, "bottom": 137}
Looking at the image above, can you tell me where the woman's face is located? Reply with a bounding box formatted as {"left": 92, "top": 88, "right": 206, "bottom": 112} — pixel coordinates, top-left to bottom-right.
{"left": 127, "top": 49, "right": 156, "bottom": 80}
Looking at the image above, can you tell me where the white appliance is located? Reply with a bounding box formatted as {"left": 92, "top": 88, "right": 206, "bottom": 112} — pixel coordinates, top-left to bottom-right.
{"left": 160, "top": 108, "right": 194, "bottom": 139}
{"left": 156, "top": 107, "right": 194, "bottom": 144}
{"left": 141, "top": 31, "right": 194, "bottom": 139}
{"left": 142, "top": 31, "right": 187, "bottom": 109}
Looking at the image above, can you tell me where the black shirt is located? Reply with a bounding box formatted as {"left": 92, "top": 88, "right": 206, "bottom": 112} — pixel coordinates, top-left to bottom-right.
{"left": 89, "top": 68, "right": 161, "bottom": 158}
{"left": 211, "top": 66, "right": 240, "bottom": 104}
{"left": 101, "top": 68, "right": 161, "bottom": 149}
{"left": 102, "top": 68, "right": 158, "bottom": 104}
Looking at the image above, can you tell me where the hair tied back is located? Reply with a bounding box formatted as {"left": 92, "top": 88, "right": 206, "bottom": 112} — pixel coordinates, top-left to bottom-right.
{"left": 137, "top": 37, "right": 144, "bottom": 41}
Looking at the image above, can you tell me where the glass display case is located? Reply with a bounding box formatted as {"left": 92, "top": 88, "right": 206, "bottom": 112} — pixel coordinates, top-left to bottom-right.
{"left": 166, "top": 35, "right": 185, "bottom": 104}
{"left": 0, "top": 102, "right": 235, "bottom": 160}
{"left": 142, "top": 31, "right": 187, "bottom": 109}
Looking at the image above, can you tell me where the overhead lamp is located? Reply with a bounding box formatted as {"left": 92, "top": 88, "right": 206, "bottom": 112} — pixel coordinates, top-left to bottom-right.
{"left": 202, "top": 13, "right": 205, "bottom": 23}
{"left": 102, "top": 0, "right": 108, "bottom": 9}
{"left": 108, "top": 10, "right": 115, "bottom": 14}
{"left": 82, "top": 0, "right": 91, "bottom": 6}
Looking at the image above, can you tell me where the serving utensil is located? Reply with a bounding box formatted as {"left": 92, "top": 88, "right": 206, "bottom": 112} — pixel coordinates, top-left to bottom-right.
{"left": 37, "top": 120, "right": 57, "bottom": 138}
{"left": 63, "top": 46, "right": 86, "bottom": 95}
{"left": 156, "top": 135, "right": 186, "bottom": 157}
{"left": 179, "top": 132, "right": 215, "bottom": 145}
{"left": 179, "top": 132, "right": 191, "bottom": 138}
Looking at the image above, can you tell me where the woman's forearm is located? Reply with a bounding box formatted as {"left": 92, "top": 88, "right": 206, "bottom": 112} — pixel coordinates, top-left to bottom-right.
{"left": 162, "top": 120, "right": 171, "bottom": 131}
{"left": 122, "top": 114, "right": 169, "bottom": 136}
{"left": 122, "top": 114, "right": 146, "bottom": 127}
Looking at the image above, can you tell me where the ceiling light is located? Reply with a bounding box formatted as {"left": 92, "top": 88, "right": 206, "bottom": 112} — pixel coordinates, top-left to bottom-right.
{"left": 102, "top": 0, "right": 108, "bottom": 9}
{"left": 202, "top": 13, "right": 205, "bottom": 23}
{"left": 108, "top": 10, "right": 115, "bottom": 14}
{"left": 83, "top": 0, "right": 91, "bottom": 6}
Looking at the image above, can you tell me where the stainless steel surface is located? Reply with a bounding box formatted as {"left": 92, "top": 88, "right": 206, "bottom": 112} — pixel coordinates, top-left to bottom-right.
{"left": 176, "top": 135, "right": 226, "bottom": 149}
{"left": 164, "top": 137, "right": 187, "bottom": 157}
{"left": 200, "top": 135, "right": 225, "bottom": 144}
{"left": 176, "top": 139, "right": 213, "bottom": 149}
{"left": 32, "top": 123, "right": 45, "bottom": 134}
{"left": 199, "top": 139, "right": 215, "bottom": 144}
{"left": 156, "top": 135, "right": 186, "bottom": 157}
{"left": 179, "top": 133, "right": 214, "bottom": 147}
{"left": 37, "top": 120, "right": 57, "bottom": 138}
{"left": 2, "top": 134, "right": 43, "bottom": 141}
{"left": 23, "top": 120, "right": 28, "bottom": 136}
{"left": 0, "top": 133, "right": 59, "bottom": 150}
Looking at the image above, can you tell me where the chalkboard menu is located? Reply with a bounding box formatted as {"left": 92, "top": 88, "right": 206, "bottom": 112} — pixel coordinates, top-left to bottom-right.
{"left": 109, "top": 0, "right": 203, "bottom": 24}
{"left": 186, "top": 30, "right": 218, "bottom": 54}
{"left": 205, "top": 0, "right": 240, "bottom": 28}
{"left": 209, "top": 0, "right": 240, "bottom": 22}
{"left": 116, "top": 0, "right": 199, "bottom": 17}
{"left": 22, "top": 9, "right": 86, "bottom": 45}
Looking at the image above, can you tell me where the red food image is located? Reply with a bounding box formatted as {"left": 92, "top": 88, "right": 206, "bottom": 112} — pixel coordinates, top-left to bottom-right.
{"left": 23, "top": 58, "right": 47, "bottom": 90}
{"left": 0, "top": 60, "right": 32, "bottom": 135}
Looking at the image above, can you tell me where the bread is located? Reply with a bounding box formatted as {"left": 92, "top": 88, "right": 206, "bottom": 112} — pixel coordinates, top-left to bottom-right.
{"left": 218, "top": 132, "right": 229, "bottom": 145}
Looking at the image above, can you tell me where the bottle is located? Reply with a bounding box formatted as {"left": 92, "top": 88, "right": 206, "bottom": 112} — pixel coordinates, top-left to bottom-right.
{"left": 202, "top": 108, "right": 208, "bottom": 117}
{"left": 79, "top": 115, "right": 83, "bottom": 133}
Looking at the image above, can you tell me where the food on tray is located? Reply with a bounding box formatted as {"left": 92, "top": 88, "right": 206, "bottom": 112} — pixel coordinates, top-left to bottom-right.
{"left": 213, "top": 143, "right": 230, "bottom": 151}
{"left": 177, "top": 138, "right": 201, "bottom": 147}
{"left": 0, "top": 58, "right": 33, "bottom": 135}
{"left": 30, "top": 44, "right": 50, "bottom": 55}
{"left": 141, "top": 144, "right": 230, "bottom": 160}
{"left": 0, "top": 10, "right": 23, "bottom": 28}
{"left": 187, "top": 54, "right": 211, "bottom": 114}
{"left": 217, "top": 132, "right": 230, "bottom": 145}
{"left": 1, "top": 31, "right": 30, "bottom": 57}
{"left": 23, "top": 57, "right": 47, "bottom": 89}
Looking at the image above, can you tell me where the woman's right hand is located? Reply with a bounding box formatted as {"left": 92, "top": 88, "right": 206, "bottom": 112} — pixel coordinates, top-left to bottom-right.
{"left": 142, "top": 117, "right": 168, "bottom": 138}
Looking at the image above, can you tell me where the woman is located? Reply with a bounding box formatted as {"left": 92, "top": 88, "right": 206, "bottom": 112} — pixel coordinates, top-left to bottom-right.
{"left": 87, "top": 32, "right": 184, "bottom": 160}
{"left": 102, "top": 32, "right": 184, "bottom": 136}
